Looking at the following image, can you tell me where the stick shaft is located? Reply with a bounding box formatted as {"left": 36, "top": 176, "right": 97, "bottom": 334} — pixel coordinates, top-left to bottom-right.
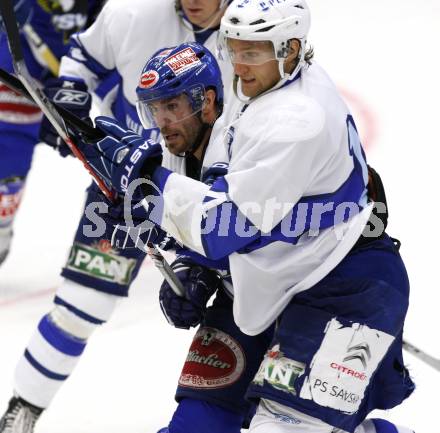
{"left": 0, "top": 0, "right": 113, "bottom": 200}
{"left": 147, "top": 243, "right": 185, "bottom": 297}
{"left": 403, "top": 339, "right": 440, "bottom": 371}
{"left": 0, "top": 1, "right": 184, "bottom": 297}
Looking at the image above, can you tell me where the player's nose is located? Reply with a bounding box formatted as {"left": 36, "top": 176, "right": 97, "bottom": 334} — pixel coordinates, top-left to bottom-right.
{"left": 155, "top": 113, "right": 173, "bottom": 129}
{"left": 233, "top": 62, "right": 249, "bottom": 77}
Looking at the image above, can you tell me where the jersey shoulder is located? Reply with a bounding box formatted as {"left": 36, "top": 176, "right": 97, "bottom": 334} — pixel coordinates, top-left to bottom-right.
{"left": 240, "top": 88, "right": 326, "bottom": 144}
{"left": 103, "top": 0, "right": 176, "bottom": 28}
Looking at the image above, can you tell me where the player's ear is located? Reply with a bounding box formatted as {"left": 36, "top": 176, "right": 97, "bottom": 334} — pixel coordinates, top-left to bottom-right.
{"left": 201, "top": 89, "right": 217, "bottom": 123}
{"left": 287, "top": 39, "right": 300, "bottom": 60}
{"left": 284, "top": 39, "right": 301, "bottom": 74}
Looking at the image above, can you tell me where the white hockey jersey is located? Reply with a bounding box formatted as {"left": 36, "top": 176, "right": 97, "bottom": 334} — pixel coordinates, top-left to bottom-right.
{"left": 149, "top": 63, "right": 373, "bottom": 336}
{"left": 59, "top": 0, "right": 233, "bottom": 131}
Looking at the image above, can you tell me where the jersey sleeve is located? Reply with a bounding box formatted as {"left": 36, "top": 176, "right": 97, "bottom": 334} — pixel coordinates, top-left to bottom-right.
{"left": 149, "top": 95, "right": 333, "bottom": 260}
{"left": 58, "top": 0, "right": 127, "bottom": 91}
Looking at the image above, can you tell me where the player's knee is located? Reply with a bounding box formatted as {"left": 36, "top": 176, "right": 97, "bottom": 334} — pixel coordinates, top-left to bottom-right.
{"left": 248, "top": 399, "right": 334, "bottom": 433}
{"left": 48, "top": 304, "right": 99, "bottom": 340}
{"left": 168, "top": 398, "right": 243, "bottom": 433}
{"left": 49, "top": 279, "right": 120, "bottom": 339}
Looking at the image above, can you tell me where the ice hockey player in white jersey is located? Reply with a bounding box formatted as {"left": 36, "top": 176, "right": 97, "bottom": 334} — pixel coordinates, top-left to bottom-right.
{"left": 0, "top": 1, "right": 235, "bottom": 433}
{"left": 77, "top": 0, "right": 417, "bottom": 432}
{"left": 128, "top": 41, "right": 275, "bottom": 433}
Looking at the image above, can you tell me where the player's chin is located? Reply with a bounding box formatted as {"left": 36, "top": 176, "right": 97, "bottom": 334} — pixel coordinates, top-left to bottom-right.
{"left": 183, "top": 10, "right": 205, "bottom": 26}
{"left": 241, "top": 80, "right": 260, "bottom": 98}
{"left": 165, "top": 135, "right": 186, "bottom": 155}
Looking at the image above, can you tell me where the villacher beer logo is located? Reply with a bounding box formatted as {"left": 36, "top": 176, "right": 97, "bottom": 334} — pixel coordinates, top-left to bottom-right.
{"left": 179, "top": 327, "right": 245, "bottom": 389}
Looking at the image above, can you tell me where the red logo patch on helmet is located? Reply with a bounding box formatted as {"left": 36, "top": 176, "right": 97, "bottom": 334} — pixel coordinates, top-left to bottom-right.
{"left": 179, "top": 327, "right": 245, "bottom": 389}
{"left": 139, "top": 70, "right": 159, "bottom": 89}
{"left": 165, "top": 47, "right": 201, "bottom": 76}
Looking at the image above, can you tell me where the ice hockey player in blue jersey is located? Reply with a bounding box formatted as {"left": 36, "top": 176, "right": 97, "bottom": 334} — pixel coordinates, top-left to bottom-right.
{"left": 77, "top": 0, "right": 417, "bottom": 432}
{"left": 133, "top": 42, "right": 274, "bottom": 433}
{"left": 0, "top": 0, "right": 104, "bottom": 266}
{"left": 0, "top": 1, "right": 239, "bottom": 432}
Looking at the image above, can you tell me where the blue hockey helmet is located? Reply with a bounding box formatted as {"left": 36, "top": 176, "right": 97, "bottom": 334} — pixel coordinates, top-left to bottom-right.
{"left": 136, "top": 42, "right": 223, "bottom": 130}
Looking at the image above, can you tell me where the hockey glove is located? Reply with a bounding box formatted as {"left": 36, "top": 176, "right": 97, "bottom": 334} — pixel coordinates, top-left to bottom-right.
{"left": 85, "top": 182, "right": 166, "bottom": 249}
{"left": 39, "top": 78, "right": 92, "bottom": 157}
{"left": 77, "top": 116, "right": 163, "bottom": 200}
{"left": 159, "top": 257, "right": 222, "bottom": 329}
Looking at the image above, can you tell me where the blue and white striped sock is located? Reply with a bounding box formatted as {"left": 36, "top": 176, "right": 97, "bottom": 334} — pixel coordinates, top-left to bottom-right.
{"left": 14, "top": 313, "right": 88, "bottom": 408}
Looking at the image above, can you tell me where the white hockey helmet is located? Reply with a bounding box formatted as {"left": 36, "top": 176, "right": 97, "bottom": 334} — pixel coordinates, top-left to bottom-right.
{"left": 220, "top": 0, "right": 311, "bottom": 85}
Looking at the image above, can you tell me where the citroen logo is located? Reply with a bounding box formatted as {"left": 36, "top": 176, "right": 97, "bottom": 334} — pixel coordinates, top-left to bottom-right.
{"left": 343, "top": 343, "right": 371, "bottom": 369}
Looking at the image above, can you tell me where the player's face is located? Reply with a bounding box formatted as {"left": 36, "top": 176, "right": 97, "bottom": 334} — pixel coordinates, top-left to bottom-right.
{"left": 149, "top": 94, "right": 202, "bottom": 155}
{"left": 227, "top": 39, "right": 280, "bottom": 98}
{"left": 180, "top": 0, "right": 223, "bottom": 28}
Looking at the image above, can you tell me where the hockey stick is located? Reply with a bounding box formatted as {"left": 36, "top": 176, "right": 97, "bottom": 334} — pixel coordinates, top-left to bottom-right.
{"left": 402, "top": 340, "right": 440, "bottom": 371}
{"left": 0, "top": 73, "right": 186, "bottom": 298}
{"left": 0, "top": 74, "right": 184, "bottom": 297}
{"left": 0, "top": 67, "right": 103, "bottom": 139}
{"left": 1, "top": 23, "right": 438, "bottom": 354}
{"left": 23, "top": 24, "right": 60, "bottom": 76}
{"left": 0, "top": 2, "right": 185, "bottom": 298}
{"left": 147, "top": 244, "right": 185, "bottom": 296}
{"left": 0, "top": 0, "right": 114, "bottom": 201}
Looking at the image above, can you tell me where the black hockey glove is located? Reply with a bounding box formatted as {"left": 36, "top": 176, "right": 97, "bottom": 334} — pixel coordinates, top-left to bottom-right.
{"left": 159, "top": 257, "right": 222, "bottom": 329}
{"left": 39, "top": 78, "right": 92, "bottom": 157}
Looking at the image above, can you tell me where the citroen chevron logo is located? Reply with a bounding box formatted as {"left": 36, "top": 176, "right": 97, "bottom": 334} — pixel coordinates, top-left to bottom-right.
{"left": 343, "top": 343, "right": 371, "bottom": 369}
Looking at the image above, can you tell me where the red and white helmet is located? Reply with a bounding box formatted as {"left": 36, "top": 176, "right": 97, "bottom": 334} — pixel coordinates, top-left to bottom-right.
{"left": 220, "top": 0, "right": 311, "bottom": 87}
